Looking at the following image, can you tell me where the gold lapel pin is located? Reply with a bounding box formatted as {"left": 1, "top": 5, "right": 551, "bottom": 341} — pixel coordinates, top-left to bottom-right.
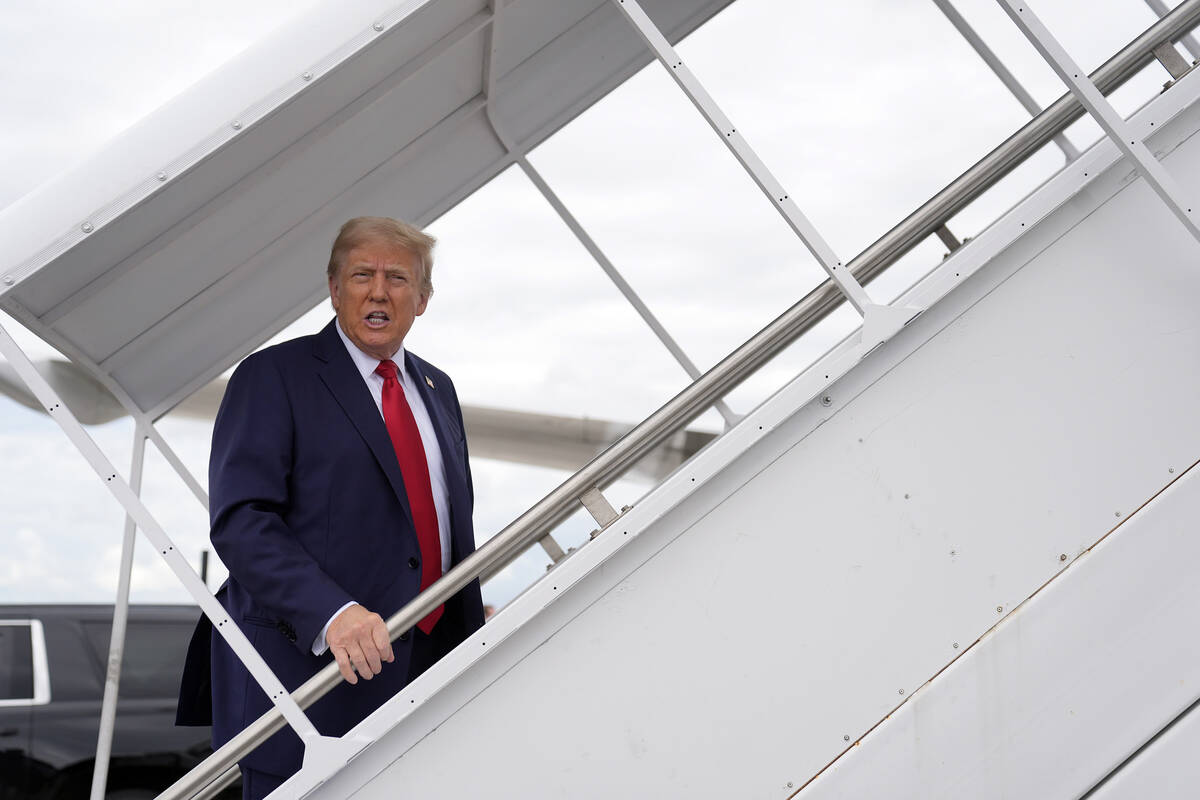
{"left": 425, "top": 375, "right": 435, "bottom": 389}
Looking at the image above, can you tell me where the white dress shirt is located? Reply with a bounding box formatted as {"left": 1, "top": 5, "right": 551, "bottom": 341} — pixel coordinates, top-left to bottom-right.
{"left": 313, "top": 321, "right": 453, "bottom": 654}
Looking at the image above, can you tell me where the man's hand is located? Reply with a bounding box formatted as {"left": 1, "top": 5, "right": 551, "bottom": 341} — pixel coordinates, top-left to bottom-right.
{"left": 326, "top": 604, "right": 395, "bottom": 684}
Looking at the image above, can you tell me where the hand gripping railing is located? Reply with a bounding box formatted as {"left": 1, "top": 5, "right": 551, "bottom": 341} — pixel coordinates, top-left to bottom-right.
{"left": 160, "top": 2, "right": 1200, "bottom": 797}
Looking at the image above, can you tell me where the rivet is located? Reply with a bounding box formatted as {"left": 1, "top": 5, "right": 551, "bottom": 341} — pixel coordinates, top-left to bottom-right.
{"left": 904, "top": 493, "right": 910, "bottom": 499}
{"left": 2, "top": 276, "right": 13, "bottom": 286}
{"left": 898, "top": 688, "right": 905, "bottom": 695}
{"left": 1115, "top": 511, "right": 1121, "bottom": 517}
{"left": 996, "top": 605, "right": 1003, "bottom": 613}
{"left": 1169, "top": 467, "right": 1175, "bottom": 474}
{"left": 787, "top": 782, "right": 793, "bottom": 789}
{"left": 1059, "top": 553, "right": 1068, "bottom": 562}
{"left": 843, "top": 734, "right": 850, "bottom": 741}
{"left": 81, "top": 222, "right": 94, "bottom": 233}
{"left": 302, "top": 71, "right": 313, "bottom": 81}
{"left": 821, "top": 395, "right": 833, "bottom": 407}
{"left": 156, "top": 172, "right": 167, "bottom": 182}
{"left": 373, "top": 20, "right": 385, "bottom": 31}
{"left": 952, "top": 642, "right": 959, "bottom": 649}
{"left": 232, "top": 120, "right": 242, "bottom": 130}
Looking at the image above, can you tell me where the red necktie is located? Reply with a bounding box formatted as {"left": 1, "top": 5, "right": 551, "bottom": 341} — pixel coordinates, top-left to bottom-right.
{"left": 374, "top": 359, "right": 444, "bottom": 634}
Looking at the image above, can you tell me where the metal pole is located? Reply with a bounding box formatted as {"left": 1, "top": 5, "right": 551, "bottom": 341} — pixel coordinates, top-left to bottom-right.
{"left": 144, "top": 424, "right": 209, "bottom": 511}
{"left": 480, "top": 1, "right": 739, "bottom": 428}
{"left": 932, "top": 0, "right": 1079, "bottom": 160}
{"left": 608, "top": 0, "right": 876, "bottom": 316}
{"left": 158, "top": 5, "right": 1200, "bottom": 795}
{"left": 0, "top": 321, "right": 321, "bottom": 745}
{"left": 515, "top": 156, "right": 741, "bottom": 428}
{"left": 89, "top": 425, "right": 147, "bottom": 800}
{"left": 998, "top": 0, "right": 1200, "bottom": 244}
{"left": 1146, "top": 0, "right": 1200, "bottom": 60}
{"left": 853, "top": 0, "right": 1200, "bottom": 279}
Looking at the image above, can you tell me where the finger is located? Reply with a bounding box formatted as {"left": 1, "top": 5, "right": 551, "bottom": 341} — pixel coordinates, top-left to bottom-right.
{"left": 362, "top": 637, "right": 383, "bottom": 676}
{"left": 370, "top": 620, "right": 394, "bottom": 663}
{"left": 333, "top": 646, "right": 357, "bottom": 685}
{"left": 348, "top": 643, "right": 374, "bottom": 680}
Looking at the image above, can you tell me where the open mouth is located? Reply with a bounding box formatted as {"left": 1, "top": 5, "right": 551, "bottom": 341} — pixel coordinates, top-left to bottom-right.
{"left": 365, "top": 311, "right": 390, "bottom": 329}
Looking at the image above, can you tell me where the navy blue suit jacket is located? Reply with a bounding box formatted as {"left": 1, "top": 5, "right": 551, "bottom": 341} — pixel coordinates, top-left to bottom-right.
{"left": 177, "top": 319, "right": 484, "bottom": 775}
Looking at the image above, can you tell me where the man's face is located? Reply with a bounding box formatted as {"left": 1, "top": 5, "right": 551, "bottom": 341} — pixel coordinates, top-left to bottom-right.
{"left": 329, "top": 241, "right": 429, "bottom": 360}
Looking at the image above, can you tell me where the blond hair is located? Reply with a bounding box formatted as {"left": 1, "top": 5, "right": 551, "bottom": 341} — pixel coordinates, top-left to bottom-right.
{"left": 326, "top": 217, "right": 436, "bottom": 295}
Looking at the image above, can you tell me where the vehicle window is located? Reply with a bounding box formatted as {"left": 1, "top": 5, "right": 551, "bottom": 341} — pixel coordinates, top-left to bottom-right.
{"left": 83, "top": 620, "right": 195, "bottom": 699}
{"left": 0, "top": 624, "right": 34, "bottom": 701}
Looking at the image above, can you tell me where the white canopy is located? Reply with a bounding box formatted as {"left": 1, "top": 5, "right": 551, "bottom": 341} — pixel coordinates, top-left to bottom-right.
{"left": 0, "top": 0, "right": 732, "bottom": 419}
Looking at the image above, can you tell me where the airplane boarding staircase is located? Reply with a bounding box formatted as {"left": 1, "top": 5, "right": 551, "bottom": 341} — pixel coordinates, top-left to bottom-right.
{"left": 272, "top": 66, "right": 1200, "bottom": 797}
{"left": 2, "top": 1, "right": 1199, "bottom": 798}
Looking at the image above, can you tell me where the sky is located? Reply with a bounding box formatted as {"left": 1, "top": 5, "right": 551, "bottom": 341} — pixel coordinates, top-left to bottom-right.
{"left": 0, "top": 0, "right": 1182, "bottom": 611}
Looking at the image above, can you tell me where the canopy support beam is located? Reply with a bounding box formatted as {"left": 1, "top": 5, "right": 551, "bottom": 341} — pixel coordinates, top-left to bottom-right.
{"left": 932, "top": 0, "right": 1079, "bottom": 161}
{"left": 998, "top": 0, "right": 1200, "bottom": 245}
{"left": 0, "top": 319, "right": 321, "bottom": 746}
{"left": 482, "top": 0, "right": 741, "bottom": 431}
{"left": 89, "top": 424, "right": 147, "bottom": 800}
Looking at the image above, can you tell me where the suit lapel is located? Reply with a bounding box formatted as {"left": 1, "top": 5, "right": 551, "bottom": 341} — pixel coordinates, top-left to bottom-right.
{"left": 313, "top": 321, "right": 414, "bottom": 529}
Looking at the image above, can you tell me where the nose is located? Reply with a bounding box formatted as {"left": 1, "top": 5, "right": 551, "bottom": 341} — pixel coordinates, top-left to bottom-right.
{"left": 367, "top": 271, "right": 388, "bottom": 299}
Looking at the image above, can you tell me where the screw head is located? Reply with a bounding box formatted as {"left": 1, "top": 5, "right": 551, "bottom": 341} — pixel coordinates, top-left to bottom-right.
{"left": 1169, "top": 467, "right": 1176, "bottom": 474}
{"left": 821, "top": 395, "right": 833, "bottom": 406}
{"left": 1115, "top": 511, "right": 1121, "bottom": 517}
{"left": 302, "top": 71, "right": 313, "bottom": 81}
{"left": 232, "top": 120, "right": 242, "bottom": 130}
{"left": 843, "top": 734, "right": 850, "bottom": 741}
{"left": 1059, "top": 553, "right": 1068, "bottom": 562}
{"left": 156, "top": 171, "right": 167, "bottom": 182}
{"left": 952, "top": 642, "right": 959, "bottom": 649}
{"left": 81, "top": 222, "right": 94, "bottom": 233}
{"left": 373, "top": 20, "right": 384, "bottom": 31}
{"left": 898, "top": 688, "right": 905, "bottom": 695}
{"left": 2, "top": 275, "right": 13, "bottom": 286}
{"left": 996, "top": 605, "right": 1004, "bottom": 613}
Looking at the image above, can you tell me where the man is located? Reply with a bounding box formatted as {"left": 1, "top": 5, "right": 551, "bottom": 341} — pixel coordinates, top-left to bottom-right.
{"left": 177, "top": 217, "right": 485, "bottom": 798}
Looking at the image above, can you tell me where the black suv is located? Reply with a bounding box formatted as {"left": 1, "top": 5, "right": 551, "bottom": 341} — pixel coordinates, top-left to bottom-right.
{"left": 0, "top": 604, "right": 235, "bottom": 799}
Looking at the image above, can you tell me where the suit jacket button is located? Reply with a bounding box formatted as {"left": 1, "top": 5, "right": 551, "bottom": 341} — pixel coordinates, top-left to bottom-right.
{"left": 398, "top": 632, "right": 410, "bottom": 642}
{"left": 407, "top": 557, "right": 419, "bottom": 569}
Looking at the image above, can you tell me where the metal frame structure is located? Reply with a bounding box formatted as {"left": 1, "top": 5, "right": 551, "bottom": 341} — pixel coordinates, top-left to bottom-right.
{"left": 88, "top": 425, "right": 146, "bottom": 800}
{"left": 1147, "top": 0, "right": 1200, "bottom": 59}
{"left": 999, "top": 0, "right": 1200, "bottom": 245}
{"left": 149, "top": 3, "right": 1200, "bottom": 797}
{"left": 1, "top": 0, "right": 1199, "bottom": 797}
{"left": 0, "top": 323, "right": 327, "bottom": 765}
{"left": 932, "top": 0, "right": 1079, "bottom": 162}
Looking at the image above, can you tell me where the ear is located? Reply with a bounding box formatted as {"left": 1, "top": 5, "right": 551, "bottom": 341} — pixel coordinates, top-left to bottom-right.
{"left": 328, "top": 274, "right": 341, "bottom": 311}
{"left": 415, "top": 290, "right": 430, "bottom": 317}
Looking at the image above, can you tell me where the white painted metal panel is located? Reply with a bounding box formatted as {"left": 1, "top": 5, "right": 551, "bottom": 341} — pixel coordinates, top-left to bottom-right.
{"left": 1088, "top": 701, "right": 1200, "bottom": 800}
{"left": 271, "top": 73, "right": 1200, "bottom": 800}
{"left": 797, "top": 465, "right": 1200, "bottom": 800}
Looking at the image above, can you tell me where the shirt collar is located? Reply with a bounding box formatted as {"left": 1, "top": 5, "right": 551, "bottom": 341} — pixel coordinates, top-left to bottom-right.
{"left": 335, "top": 318, "right": 406, "bottom": 382}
